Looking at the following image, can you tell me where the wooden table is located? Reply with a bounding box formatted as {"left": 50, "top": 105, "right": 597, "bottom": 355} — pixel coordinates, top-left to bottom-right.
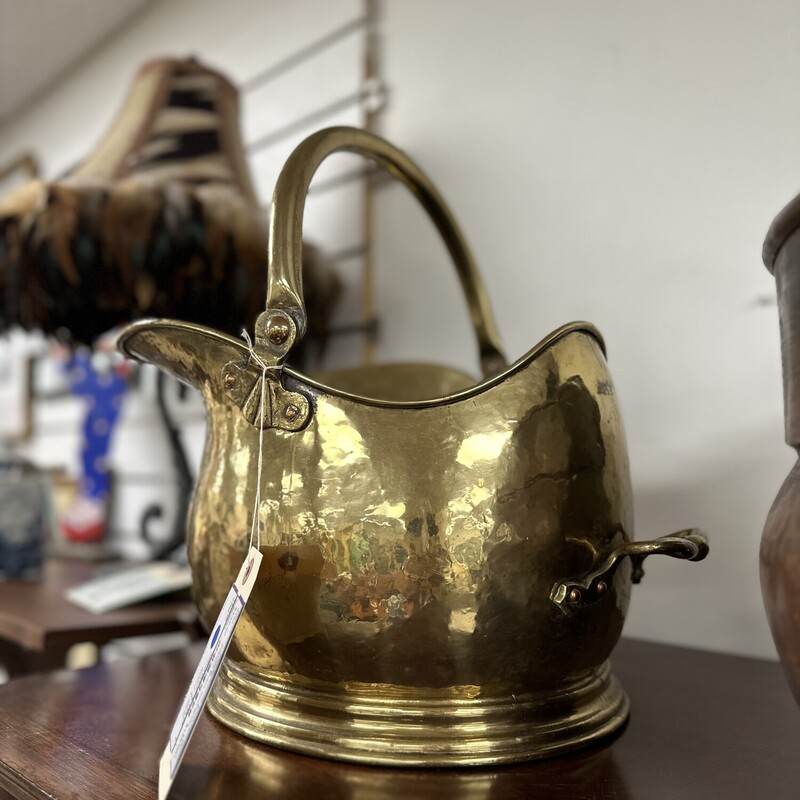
{"left": 0, "top": 557, "right": 197, "bottom": 676}
{"left": 0, "top": 637, "right": 797, "bottom": 800}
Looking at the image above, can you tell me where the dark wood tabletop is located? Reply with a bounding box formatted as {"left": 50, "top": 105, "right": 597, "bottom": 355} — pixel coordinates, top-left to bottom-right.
{"left": 0, "top": 557, "right": 197, "bottom": 675}
{"left": 0, "top": 636, "right": 797, "bottom": 800}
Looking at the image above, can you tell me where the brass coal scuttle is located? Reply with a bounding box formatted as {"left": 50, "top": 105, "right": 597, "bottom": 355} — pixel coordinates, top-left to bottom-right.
{"left": 119, "top": 127, "right": 708, "bottom": 766}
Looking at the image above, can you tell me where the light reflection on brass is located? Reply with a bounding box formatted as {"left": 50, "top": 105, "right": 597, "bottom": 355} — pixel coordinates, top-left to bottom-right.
{"left": 118, "top": 127, "right": 707, "bottom": 766}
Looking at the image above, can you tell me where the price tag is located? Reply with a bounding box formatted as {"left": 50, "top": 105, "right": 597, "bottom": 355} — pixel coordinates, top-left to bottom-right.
{"left": 158, "top": 546, "right": 262, "bottom": 800}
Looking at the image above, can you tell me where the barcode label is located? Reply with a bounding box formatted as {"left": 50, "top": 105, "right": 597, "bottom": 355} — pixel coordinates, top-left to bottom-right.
{"left": 158, "top": 546, "right": 262, "bottom": 800}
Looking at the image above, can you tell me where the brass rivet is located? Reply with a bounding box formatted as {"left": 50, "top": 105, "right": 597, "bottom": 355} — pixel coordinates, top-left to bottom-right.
{"left": 568, "top": 588, "right": 581, "bottom": 605}
{"left": 267, "top": 319, "right": 291, "bottom": 345}
{"left": 284, "top": 404, "right": 300, "bottom": 421}
{"left": 224, "top": 373, "right": 237, "bottom": 389}
{"left": 596, "top": 580, "right": 608, "bottom": 596}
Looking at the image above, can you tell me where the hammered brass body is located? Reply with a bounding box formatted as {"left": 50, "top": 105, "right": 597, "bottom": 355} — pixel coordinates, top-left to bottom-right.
{"left": 118, "top": 127, "right": 707, "bottom": 766}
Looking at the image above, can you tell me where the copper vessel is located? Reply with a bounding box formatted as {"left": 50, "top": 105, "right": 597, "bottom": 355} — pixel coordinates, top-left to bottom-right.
{"left": 760, "top": 194, "right": 800, "bottom": 705}
{"left": 119, "top": 127, "right": 708, "bottom": 765}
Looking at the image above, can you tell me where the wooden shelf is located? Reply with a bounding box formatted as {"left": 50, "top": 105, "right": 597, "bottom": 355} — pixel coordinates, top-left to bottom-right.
{"left": 0, "top": 637, "right": 798, "bottom": 799}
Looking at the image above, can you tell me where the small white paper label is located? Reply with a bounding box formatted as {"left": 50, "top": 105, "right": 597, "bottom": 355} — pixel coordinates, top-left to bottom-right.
{"left": 66, "top": 561, "right": 193, "bottom": 614}
{"left": 158, "top": 546, "right": 262, "bottom": 800}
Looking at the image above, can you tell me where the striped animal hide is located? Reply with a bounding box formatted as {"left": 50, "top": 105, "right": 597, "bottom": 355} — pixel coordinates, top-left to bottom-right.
{"left": 0, "top": 57, "right": 341, "bottom": 362}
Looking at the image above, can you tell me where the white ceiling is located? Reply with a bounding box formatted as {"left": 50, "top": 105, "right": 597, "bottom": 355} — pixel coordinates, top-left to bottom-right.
{"left": 0, "top": 0, "right": 154, "bottom": 123}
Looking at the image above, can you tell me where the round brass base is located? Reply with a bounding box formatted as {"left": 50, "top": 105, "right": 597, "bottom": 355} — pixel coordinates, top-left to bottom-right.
{"left": 208, "top": 658, "right": 629, "bottom": 767}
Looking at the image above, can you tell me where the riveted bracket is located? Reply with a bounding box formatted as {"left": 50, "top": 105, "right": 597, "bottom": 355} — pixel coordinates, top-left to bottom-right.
{"left": 222, "top": 360, "right": 310, "bottom": 431}
{"left": 221, "top": 309, "right": 311, "bottom": 431}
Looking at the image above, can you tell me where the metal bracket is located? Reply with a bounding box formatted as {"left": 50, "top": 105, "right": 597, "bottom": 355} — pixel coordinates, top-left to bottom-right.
{"left": 222, "top": 360, "right": 310, "bottom": 431}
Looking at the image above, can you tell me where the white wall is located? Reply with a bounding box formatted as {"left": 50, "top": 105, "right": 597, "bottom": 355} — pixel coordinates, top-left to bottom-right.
{"left": 1, "top": 0, "right": 796, "bottom": 659}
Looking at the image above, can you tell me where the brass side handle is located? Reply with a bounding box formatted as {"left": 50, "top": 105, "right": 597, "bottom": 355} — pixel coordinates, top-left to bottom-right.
{"left": 265, "top": 126, "right": 507, "bottom": 378}
{"left": 550, "top": 529, "right": 709, "bottom": 614}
